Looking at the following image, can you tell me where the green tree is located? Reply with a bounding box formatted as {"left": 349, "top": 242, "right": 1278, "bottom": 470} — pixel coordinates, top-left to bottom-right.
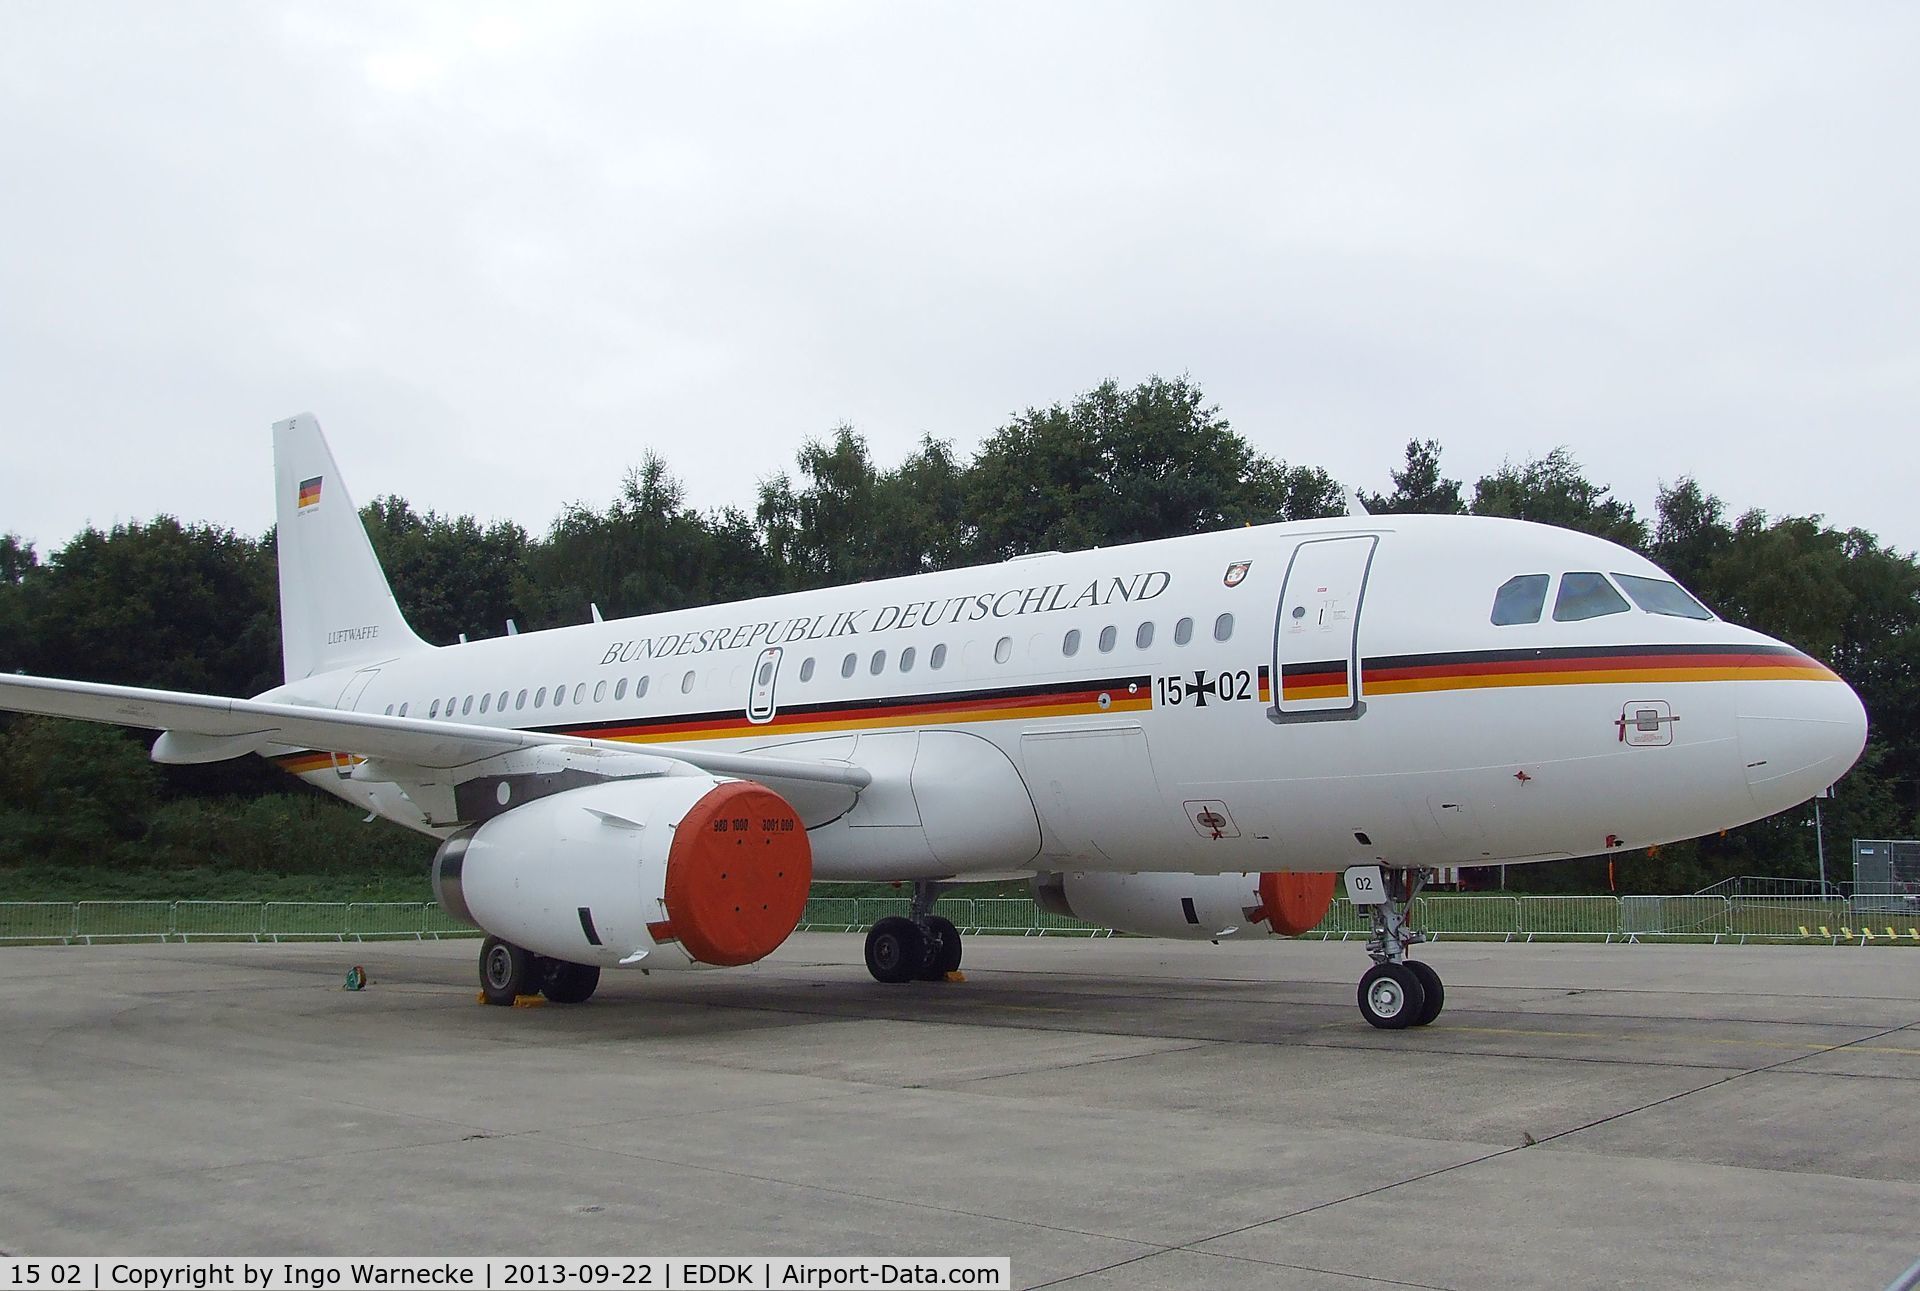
{"left": 0, "top": 534, "right": 37, "bottom": 676}
{"left": 518, "top": 454, "right": 776, "bottom": 624}
{"left": 0, "top": 716, "right": 160, "bottom": 866}
{"left": 1649, "top": 478, "right": 1733, "bottom": 606}
{"left": 1470, "top": 447, "right": 1647, "bottom": 548}
{"left": 1362, "top": 439, "right": 1467, "bottom": 515}
{"left": 966, "top": 376, "right": 1343, "bottom": 560}
{"left": 13, "top": 518, "right": 277, "bottom": 696}
{"left": 360, "top": 497, "right": 531, "bottom": 645}
{"left": 756, "top": 429, "right": 973, "bottom": 589}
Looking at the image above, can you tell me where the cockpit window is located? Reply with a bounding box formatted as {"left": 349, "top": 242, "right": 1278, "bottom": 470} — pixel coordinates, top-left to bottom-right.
{"left": 1491, "top": 574, "right": 1550, "bottom": 625}
{"left": 1613, "top": 573, "right": 1713, "bottom": 620}
{"left": 1553, "top": 572, "right": 1631, "bottom": 621}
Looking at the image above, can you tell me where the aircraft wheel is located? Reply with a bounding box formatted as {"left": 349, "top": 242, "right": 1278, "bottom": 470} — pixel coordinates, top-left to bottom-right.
{"left": 1357, "top": 962, "right": 1426, "bottom": 1030}
{"left": 865, "top": 916, "right": 925, "bottom": 984}
{"left": 917, "top": 915, "right": 963, "bottom": 979}
{"left": 542, "top": 961, "right": 602, "bottom": 1004}
{"left": 1404, "top": 960, "right": 1445, "bottom": 1026}
{"left": 480, "top": 936, "right": 535, "bottom": 1006}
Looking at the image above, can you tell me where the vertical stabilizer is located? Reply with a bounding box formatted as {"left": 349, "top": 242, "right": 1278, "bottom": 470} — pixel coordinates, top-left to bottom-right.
{"left": 273, "top": 414, "right": 430, "bottom": 681}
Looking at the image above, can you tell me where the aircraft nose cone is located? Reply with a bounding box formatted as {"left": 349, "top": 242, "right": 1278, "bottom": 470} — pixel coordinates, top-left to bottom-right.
{"left": 1737, "top": 670, "right": 1869, "bottom": 814}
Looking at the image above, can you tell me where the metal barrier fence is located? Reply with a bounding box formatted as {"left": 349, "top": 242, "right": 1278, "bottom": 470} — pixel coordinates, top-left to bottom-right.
{"left": 3, "top": 892, "right": 1918, "bottom": 946}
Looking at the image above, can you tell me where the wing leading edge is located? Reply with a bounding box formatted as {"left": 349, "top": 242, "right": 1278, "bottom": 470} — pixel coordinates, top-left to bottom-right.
{"left": 0, "top": 673, "right": 873, "bottom": 790}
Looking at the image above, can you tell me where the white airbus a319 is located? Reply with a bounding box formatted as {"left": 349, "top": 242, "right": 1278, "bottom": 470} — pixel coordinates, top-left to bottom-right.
{"left": 0, "top": 417, "right": 1867, "bottom": 1028}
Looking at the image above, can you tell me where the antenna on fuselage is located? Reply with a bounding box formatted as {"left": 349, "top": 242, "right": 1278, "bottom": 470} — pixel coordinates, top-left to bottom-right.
{"left": 1349, "top": 490, "right": 1373, "bottom": 517}
{"left": 591, "top": 603, "right": 604, "bottom": 623}
{"left": 505, "top": 619, "right": 519, "bottom": 636}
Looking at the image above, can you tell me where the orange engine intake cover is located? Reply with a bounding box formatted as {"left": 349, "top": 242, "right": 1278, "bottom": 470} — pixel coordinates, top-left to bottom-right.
{"left": 663, "top": 781, "right": 813, "bottom": 967}
{"left": 1258, "top": 871, "right": 1338, "bottom": 937}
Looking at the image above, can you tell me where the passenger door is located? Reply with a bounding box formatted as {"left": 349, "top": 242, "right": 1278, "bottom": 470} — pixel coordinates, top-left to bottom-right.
{"left": 1271, "top": 536, "right": 1376, "bottom": 721}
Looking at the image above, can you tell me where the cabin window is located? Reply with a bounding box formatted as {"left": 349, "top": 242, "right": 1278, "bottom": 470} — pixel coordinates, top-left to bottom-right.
{"left": 533, "top": 687, "right": 546, "bottom": 708}
{"left": 428, "top": 699, "right": 440, "bottom": 719}
{"left": 841, "top": 653, "right": 857, "bottom": 679}
{"left": 1491, "top": 574, "right": 1550, "bottom": 626}
{"left": 515, "top": 690, "right": 527, "bottom": 710}
{"left": 994, "top": 636, "right": 1012, "bottom": 664}
{"left": 594, "top": 681, "right": 607, "bottom": 703}
{"left": 799, "top": 657, "right": 816, "bottom": 682}
{"left": 870, "top": 649, "right": 886, "bottom": 676}
{"left": 461, "top": 695, "right": 474, "bottom": 716}
{"left": 1554, "top": 572, "right": 1631, "bottom": 621}
{"left": 1214, "top": 613, "right": 1234, "bottom": 642}
{"left": 498, "top": 690, "right": 509, "bottom": 711}
{"left": 1174, "top": 617, "right": 1193, "bottom": 646}
{"left": 573, "top": 682, "right": 586, "bottom": 705}
{"left": 1098, "top": 625, "right": 1117, "bottom": 653}
{"left": 1614, "top": 573, "right": 1713, "bottom": 620}
{"left": 1063, "top": 629, "right": 1081, "bottom": 657}
{"left": 930, "top": 644, "right": 948, "bottom": 670}
{"left": 398, "top": 702, "right": 409, "bottom": 717}
{"left": 680, "top": 670, "right": 695, "bottom": 694}
{"left": 757, "top": 660, "right": 774, "bottom": 686}
{"left": 614, "top": 678, "right": 626, "bottom": 701}
{"left": 551, "top": 683, "right": 565, "bottom": 708}
{"left": 384, "top": 704, "right": 395, "bottom": 716}
{"left": 478, "top": 693, "right": 491, "bottom": 714}
{"left": 1135, "top": 622, "right": 1154, "bottom": 649}
{"left": 900, "top": 646, "right": 916, "bottom": 673}
{"left": 635, "top": 675, "right": 650, "bottom": 698}
{"left": 447, "top": 695, "right": 458, "bottom": 714}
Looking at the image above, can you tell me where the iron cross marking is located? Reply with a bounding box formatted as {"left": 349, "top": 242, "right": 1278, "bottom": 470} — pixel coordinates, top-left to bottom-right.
{"left": 1183, "top": 671, "right": 1219, "bottom": 708}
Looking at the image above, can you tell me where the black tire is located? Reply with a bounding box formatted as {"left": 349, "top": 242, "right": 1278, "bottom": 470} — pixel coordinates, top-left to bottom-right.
{"left": 917, "top": 915, "right": 963, "bottom": 979}
{"left": 1357, "top": 962, "right": 1426, "bottom": 1030}
{"left": 479, "top": 936, "right": 535, "bottom": 1006}
{"left": 865, "top": 916, "right": 925, "bottom": 984}
{"left": 1404, "top": 959, "right": 1444, "bottom": 1026}
{"left": 542, "top": 960, "right": 602, "bottom": 1005}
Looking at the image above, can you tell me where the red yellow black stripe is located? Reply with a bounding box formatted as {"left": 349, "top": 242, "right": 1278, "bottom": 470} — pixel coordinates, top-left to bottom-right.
{"left": 1280, "top": 642, "right": 1836, "bottom": 701}
{"left": 269, "top": 646, "right": 1839, "bottom": 778}
{"left": 572, "top": 674, "right": 1154, "bottom": 745}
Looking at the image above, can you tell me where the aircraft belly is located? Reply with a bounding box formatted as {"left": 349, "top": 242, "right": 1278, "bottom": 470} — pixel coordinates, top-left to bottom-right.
{"left": 803, "top": 728, "right": 1043, "bottom": 880}
{"left": 1020, "top": 723, "right": 1190, "bottom": 870}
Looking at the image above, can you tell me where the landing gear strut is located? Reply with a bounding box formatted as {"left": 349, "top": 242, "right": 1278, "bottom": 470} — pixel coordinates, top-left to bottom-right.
{"left": 1356, "top": 868, "right": 1444, "bottom": 1029}
{"left": 864, "top": 882, "right": 963, "bottom": 984}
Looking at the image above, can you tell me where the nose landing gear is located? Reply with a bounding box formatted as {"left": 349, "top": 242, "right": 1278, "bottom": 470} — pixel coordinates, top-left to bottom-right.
{"left": 863, "top": 882, "right": 964, "bottom": 984}
{"left": 1354, "top": 868, "right": 1444, "bottom": 1029}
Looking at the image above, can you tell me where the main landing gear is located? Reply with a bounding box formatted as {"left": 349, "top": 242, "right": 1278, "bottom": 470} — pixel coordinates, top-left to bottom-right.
{"left": 864, "top": 882, "right": 964, "bottom": 984}
{"left": 479, "top": 935, "right": 602, "bottom": 1006}
{"left": 1356, "top": 868, "right": 1444, "bottom": 1030}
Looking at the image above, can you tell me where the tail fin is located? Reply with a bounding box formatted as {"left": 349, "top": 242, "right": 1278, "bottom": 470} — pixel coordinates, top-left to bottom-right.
{"left": 273, "top": 414, "right": 430, "bottom": 681}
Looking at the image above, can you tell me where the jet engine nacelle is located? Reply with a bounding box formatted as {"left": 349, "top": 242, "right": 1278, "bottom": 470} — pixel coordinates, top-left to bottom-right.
{"left": 1032, "top": 869, "right": 1337, "bottom": 940}
{"left": 433, "top": 774, "right": 811, "bottom": 970}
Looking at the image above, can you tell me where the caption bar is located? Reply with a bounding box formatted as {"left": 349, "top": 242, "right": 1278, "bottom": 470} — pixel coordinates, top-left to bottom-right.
{"left": 2, "top": 1261, "right": 1008, "bottom": 1291}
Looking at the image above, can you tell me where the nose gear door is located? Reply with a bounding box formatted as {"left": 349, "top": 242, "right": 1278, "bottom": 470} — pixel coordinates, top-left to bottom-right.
{"left": 1271, "top": 535, "right": 1376, "bottom": 722}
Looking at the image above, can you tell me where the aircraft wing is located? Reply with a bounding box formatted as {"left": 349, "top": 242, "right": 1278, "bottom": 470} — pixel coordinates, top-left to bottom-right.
{"left": 0, "top": 673, "right": 872, "bottom": 789}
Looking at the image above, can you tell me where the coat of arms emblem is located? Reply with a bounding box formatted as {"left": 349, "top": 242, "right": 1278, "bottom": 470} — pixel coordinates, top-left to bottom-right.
{"left": 1223, "top": 561, "right": 1251, "bottom": 588}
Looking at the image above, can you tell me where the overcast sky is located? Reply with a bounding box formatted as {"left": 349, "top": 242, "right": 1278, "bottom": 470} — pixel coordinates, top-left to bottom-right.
{"left": 3, "top": 2, "right": 1916, "bottom": 558}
